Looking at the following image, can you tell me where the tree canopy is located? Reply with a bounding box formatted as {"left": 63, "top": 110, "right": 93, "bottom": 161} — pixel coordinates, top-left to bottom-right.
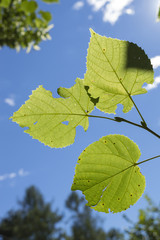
{"left": 65, "top": 192, "right": 124, "bottom": 240}
{"left": 0, "top": 0, "right": 58, "bottom": 51}
{"left": 125, "top": 195, "right": 160, "bottom": 240}
{"left": 0, "top": 186, "right": 62, "bottom": 240}
{"left": 1, "top": 187, "right": 160, "bottom": 239}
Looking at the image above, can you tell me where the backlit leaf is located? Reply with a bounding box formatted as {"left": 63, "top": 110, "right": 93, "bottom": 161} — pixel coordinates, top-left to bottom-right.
{"left": 39, "top": 10, "right": 52, "bottom": 22}
{"left": 72, "top": 135, "right": 145, "bottom": 213}
{"left": 20, "top": 1, "right": 38, "bottom": 13}
{"left": 0, "top": 0, "right": 10, "bottom": 8}
{"left": 84, "top": 29, "right": 154, "bottom": 114}
{"left": 11, "top": 79, "right": 94, "bottom": 148}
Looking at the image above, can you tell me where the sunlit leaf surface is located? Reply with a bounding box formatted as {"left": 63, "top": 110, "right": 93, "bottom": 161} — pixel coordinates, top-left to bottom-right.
{"left": 11, "top": 79, "right": 94, "bottom": 148}
{"left": 72, "top": 135, "right": 145, "bottom": 213}
{"left": 84, "top": 29, "right": 154, "bottom": 113}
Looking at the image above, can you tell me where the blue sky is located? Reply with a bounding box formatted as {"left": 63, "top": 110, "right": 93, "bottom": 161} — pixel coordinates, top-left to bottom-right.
{"left": 1, "top": 0, "right": 160, "bottom": 232}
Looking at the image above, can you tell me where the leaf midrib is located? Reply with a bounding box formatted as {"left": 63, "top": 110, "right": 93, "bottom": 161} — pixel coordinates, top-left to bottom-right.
{"left": 12, "top": 112, "right": 88, "bottom": 119}
{"left": 92, "top": 32, "right": 133, "bottom": 100}
{"left": 74, "top": 163, "right": 136, "bottom": 192}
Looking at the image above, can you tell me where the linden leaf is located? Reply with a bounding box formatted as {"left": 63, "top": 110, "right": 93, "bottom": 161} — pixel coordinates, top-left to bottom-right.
{"left": 72, "top": 135, "right": 145, "bottom": 213}
{"left": 20, "top": 1, "right": 38, "bottom": 13}
{"left": 39, "top": 11, "right": 52, "bottom": 22}
{"left": 84, "top": 29, "right": 154, "bottom": 114}
{"left": 11, "top": 79, "right": 94, "bottom": 148}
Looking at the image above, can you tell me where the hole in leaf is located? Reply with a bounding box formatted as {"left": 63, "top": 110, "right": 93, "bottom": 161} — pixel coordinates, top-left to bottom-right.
{"left": 62, "top": 121, "right": 69, "bottom": 125}
{"left": 34, "top": 121, "right": 38, "bottom": 125}
{"left": 23, "top": 127, "right": 29, "bottom": 131}
{"left": 84, "top": 86, "right": 99, "bottom": 105}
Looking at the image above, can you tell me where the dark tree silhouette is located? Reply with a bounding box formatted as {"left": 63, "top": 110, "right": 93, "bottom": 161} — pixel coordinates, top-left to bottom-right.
{"left": 65, "top": 192, "right": 124, "bottom": 240}
{"left": 0, "top": 186, "right": 62, "bottom": 240}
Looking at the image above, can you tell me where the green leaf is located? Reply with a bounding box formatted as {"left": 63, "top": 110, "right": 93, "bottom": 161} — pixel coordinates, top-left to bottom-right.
{"left": 41, "top": 0, "right": 59, "bottom": 3}
{"left": 157, "top": 7, "right": 160, "bottom": 21}
{"left": 84, "top": 29, "right": 154, "bottom": 114}
{"left": 0, "top": 0, "right": 10, "bottom": 8}
{"left": 35, "top": 18, "right": 44, "bottom": 28}
{"left": 20, "top": 1, "right": 38, "bottom": 13}
{"left": 39, "top": 11, "right": 52, "bottom": 22}
{"left": 10, "top": 79, "right": 94, "bottom": 148}
{"left": 72, "top": 135, "right": 145, "bottom": 213}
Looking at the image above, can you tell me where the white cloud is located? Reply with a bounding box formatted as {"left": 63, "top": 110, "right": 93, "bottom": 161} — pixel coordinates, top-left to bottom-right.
{"left": 4, "top": 96, "right": 15, "bottom": 106}
{"left": 0, "top": 175, "right": 7, "bottom": 181}
{"left": 144, "top": 55, "right": 160, "bottom": 90}
{"left": 0, "top": 169, "right": 29, "bottom": 182}
{"left": 9, "top": 173, "right": 16, "bottom": 179}
{"left": 87, "top": 0, "right": 109, "bottom": 11}
{"left": 87, "top": 0, "right": 135, "bottom": 24}
{"left": 145, "top": 76, "right": 160, "bottom": 91}
{"left": 72, "top": 1, "right": 84, "bottom": 10}
{"left": 18, "top": 168, "right": 29, "bottom": 177}
{"left": 125, "top": 8, "right": 135, "bottom": 15}
{"left": 151, "top": 56, "right": 160, "bottom": 69}
{"left": 103, "top": 0, "right": 134, "bottom": 24}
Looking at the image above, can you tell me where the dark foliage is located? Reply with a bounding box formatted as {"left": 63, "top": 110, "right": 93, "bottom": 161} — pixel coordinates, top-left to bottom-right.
{"left": 0, "top": 186, "right": 62, "bottom": 240}
{"left": 0, "top": 0, "right": 58, "bottom": 51}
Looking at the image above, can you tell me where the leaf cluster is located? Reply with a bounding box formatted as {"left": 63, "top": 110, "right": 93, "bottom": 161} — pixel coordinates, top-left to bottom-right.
{"left": 0, "top": 0, "right": 58, "bottom": 51}
{"left": 11, "top": 29, "right": 160, "bottom": 214}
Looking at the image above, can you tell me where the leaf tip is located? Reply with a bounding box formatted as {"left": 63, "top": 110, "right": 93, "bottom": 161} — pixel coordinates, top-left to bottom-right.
{"left": 89, "top": 28, "right": 96, "bottom": 36}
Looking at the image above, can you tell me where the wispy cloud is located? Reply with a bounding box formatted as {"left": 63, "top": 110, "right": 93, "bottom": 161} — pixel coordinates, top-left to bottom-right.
{"left": 88, "top": 14, "right": 93, "bottom": 20}
{"left": 125, "top": 8, "right": 135, "bottom": 15}
{"left": 144, "top": 56, "right": 160, "bottom": 91}
{"left": 87, "top": 0, "right": 134, "bottom": 24}
{"left": 145, "top": 76, "right": 160, "bottom": 91}
{"left": 87, "top": 0, "right": 109, "bottom": 11}
{"left": 4, "top": 95, "right": 16, "bottom": 107}
{"left": 18, "top": 168, "right": 29, "bottom": 177}
{"left": 151, "top": 56, "right": 160, "bottom": 69}
{"left": 72, "top": 1, "right": 84, "bottom": 10}
{"left": 0, "top": 169, "right": 29, "bottom": 182}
